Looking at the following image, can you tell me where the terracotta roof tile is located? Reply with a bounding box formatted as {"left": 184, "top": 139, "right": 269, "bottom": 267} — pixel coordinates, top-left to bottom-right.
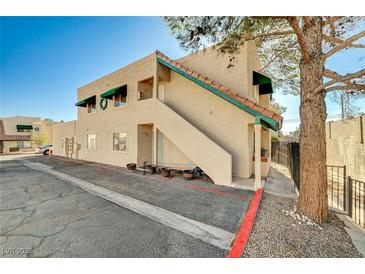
{"left": 220, "top": 86, "right": 230, "bottom": 93}
{"left": 227, "top": 90, "right": 237, "bottom": 98}
{"left": 155, "top": 51, "right": 283, "bottom": 128}
{"left": 244, "top": 100, "right": 256, "bottom": 109}
{"left": 192, "top": 71, "right": 199, "bottom": 78}
{"left": 0, "top": 120, "right": 32, "bottom": 141}
{"left": 262, "top": 108, "right": 275, "bottom": 118}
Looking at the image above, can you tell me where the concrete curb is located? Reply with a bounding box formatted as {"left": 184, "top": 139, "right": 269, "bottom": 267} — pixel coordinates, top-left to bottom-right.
{"left": 227, "top": 188, "right": 264, "bottom": 258}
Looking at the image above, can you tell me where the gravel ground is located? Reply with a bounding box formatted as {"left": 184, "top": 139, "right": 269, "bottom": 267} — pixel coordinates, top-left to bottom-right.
{"left": 243, "top": 193, "right": 363, "bottom": 258}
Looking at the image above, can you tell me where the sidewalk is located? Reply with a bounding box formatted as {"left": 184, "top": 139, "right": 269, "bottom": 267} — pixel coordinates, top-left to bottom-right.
{"left": 264, "top": 162, "right": 298, "bottom": 199}
{"left": 337, "top": 213, "right": 365, "bottom": 256}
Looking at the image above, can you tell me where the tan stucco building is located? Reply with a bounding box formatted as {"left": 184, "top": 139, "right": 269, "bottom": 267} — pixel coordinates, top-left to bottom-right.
{"left": 52, "top": 43, "right": 282, "bottom": 188}
{"left": 326, "top": 115, "right": 365, "bottom": 181}
{"left": 0, "top": 116, "right": 55, "bottom": 153}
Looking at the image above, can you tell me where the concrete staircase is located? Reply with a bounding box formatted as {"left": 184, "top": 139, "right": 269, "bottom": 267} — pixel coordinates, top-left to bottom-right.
{"left": 136, "top": 98, "right": 232, "bottom": 186}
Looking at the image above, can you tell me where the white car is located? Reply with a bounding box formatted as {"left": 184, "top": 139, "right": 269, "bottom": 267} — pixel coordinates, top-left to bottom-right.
{"left": 35, "top": 145, "right": 52, "bottom": 155}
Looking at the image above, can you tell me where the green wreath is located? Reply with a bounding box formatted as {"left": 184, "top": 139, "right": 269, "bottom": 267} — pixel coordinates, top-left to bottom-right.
{"left": 100, "top": 98, "right": 108, "bottom": 110}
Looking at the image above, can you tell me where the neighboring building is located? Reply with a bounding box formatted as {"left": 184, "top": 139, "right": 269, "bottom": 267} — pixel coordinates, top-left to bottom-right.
{"left": 53, "top": 42, "right": 282, "bottom": 188}
{"left": 279, "top": 129, "right": 300, "bottom": 143}
{"left": 326, "top": 115, "right": 365, "bottom": 181}
{"left": 0, "top": 116, "right": 56, "bottom": 153}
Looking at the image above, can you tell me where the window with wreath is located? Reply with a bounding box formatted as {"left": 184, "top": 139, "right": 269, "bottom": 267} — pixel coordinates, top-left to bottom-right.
{"left": 113, "top": 133, "right": 127, "bottom": 151}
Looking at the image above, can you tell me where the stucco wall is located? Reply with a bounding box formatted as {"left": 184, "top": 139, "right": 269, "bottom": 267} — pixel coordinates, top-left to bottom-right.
{"left": 326, "top": 115, "right": 365, "bottom": 181}
{"left": 72, "top": 54, "right": 156, "bottom": 167}
{"left": 52, "top": 46, "right": 269, "bottom": 183}
{"left": 1, "top": 116, "right": 55, "bottom": 152}
{"left": 177, "top": 41, "right": 261, "bottom": 102}
{"left": 1, "top": 116, "right": 41, "bottom": 135}
{"left": 157, "top": 131, "right": 192, "bottom": 169}
{"left": 52, "top": 121, "right": 77, "bottom": 157}
{"left": 163, "top": 70, "right": 255, "bottom": 177}
{"left": 2, "top": 141, "right": 19, "bottom": 153}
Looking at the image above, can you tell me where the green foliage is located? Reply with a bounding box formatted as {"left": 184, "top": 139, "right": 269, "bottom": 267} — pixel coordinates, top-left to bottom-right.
{"left": 270, "top": 98, "right": 287, "bottom": 115}
{"left": 164, "top": 16, "right": 364, "bottom": 96}
{"left": 31, "top": 134, "right": 47, "bottom": 146}
{"left": 9, "top": 147, "right": 20, "bottom": 152}
{"left": 164, "top": 16, "right": 301, "bottom": 94}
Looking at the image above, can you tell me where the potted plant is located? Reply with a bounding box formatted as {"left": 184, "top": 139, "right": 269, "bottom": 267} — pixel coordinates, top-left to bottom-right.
{"left": 147, "top": 165, "right": 156, "bottom": 174}
{"left": 261, "top": 148, "right": 269, "bottom": 157}
{"left": 126, "top": 163, "right": 136, "bottom": 170}
{"left": 160, "top": 168, "right": 171, "bottom": 177}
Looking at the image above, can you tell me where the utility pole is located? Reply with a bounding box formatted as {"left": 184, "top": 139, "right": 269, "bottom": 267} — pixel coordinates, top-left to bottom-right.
{"left": 340, "top": 93, "right": 345, "bottom": 120}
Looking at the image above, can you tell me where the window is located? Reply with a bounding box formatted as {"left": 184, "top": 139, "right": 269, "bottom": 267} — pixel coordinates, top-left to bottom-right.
{"left": 87, "top": 102, "right": 96, "bottom": 113}
{"left": 114, "top": 93, "right": 127, "bottom": 107}
{"left": 137, "top": 78, "right": 153, "bottom": 101}
{"left": 87, "top": 134, "right": 96, "bottom": 150}
{"left": 113, "top": 133, "right": 127, "bottom": 151}
{"left": 17, "top": 128, "right": 32, "bottom": 133}
{"left": 17, "top": 141, "right": 32, "bottom": 148}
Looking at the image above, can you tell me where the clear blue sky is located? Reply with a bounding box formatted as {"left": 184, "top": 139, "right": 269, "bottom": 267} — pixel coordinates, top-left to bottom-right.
{"left": 1, "top": 16, "right": 364, "bottom": 133}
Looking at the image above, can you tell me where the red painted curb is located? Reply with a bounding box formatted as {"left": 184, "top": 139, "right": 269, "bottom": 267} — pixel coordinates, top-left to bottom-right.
{"left": 227, "top": 188, "right": 264, "bottom": 258}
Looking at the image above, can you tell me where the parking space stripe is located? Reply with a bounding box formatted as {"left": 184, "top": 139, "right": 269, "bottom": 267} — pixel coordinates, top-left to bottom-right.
{"left": 22, "top": 160, "right": 235, "bottom": 250}
{"left": 227, "top": 188, "right": 263, "bottom": 258}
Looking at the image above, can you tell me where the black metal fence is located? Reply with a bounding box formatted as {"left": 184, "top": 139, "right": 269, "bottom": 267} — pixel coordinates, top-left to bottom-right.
{"left": 287, "top": 142, "right": 300, "bottom": 191}
{"left": 271, "top": 141, "right": 300, "bottom": 191}
{"left": 272, "top": 141, "right": 364, "bottom": 228}
{"left": 271, "top": 141, "right": 289, "bottom": 166}
{"left": 327, "top": 165, "right": 347, "bottom": 212}
{"left": 348, "top": 177, "right": 365, "bottom": 228}
{"left": 327, "top": 165, "right": 365, "bottom": 228}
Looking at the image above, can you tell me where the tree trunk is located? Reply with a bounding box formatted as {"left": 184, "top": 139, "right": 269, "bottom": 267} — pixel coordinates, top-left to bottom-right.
{"left": 297, "top": 17, "right": 328, "bottom": 222}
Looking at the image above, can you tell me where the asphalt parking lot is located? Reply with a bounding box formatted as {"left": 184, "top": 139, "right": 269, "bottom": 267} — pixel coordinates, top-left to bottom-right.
{"left": 0, "top": 155, "right": 253, "bottom": 257}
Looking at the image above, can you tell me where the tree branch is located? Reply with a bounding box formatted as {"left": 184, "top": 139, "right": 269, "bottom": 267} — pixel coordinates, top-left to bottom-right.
{"left": 325, "top": 83, "right": 365, "bottom": 93}
{"left": 323, "top": 35, "right": 365, "bottom": 48}
{"left": 249, "top": 30, "right": 295, "bottom": 40}
{"left": 324, "top": 69, "right": 365, "bottom": 82}
{"left": 324, "top": 30, "right": 365, "bottom": 59}
{"left": 323, "top": 16, "right": 344, "bottom": 26}
{"left": 288, "top": 17, "right": 310, "bottom": 61}
{"left": 317, "top": 68, "right": 365, "bottom": 93}
{"left": 323, "top": 69, "right": 344, "bottom": 79}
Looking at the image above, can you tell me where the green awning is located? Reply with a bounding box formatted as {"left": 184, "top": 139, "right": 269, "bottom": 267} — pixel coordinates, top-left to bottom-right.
{"left": 16, "top": 124, "right": 33, "bottom": 130}
{"left": 253, "top": 71, "right": 273, "bottom": 95}
{"left": 75, "top": 95, "right": 96, "bottom": 107}
{"left": 100, "top": 85, "right": 127, "bottom": 99}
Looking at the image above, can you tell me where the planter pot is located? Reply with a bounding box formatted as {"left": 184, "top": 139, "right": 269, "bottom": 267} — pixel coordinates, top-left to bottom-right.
{"left": 147, "top": 165, "right": 156, "bottom": 174}
{"left": 161, "top": 168, "right": 171, "bottom": 177}
{"left": 261, "top": 149, "right": 269, "bottom": 157}
{"left": 126, "top": 163, "right": 136, "bottom": 170}
{"left": 183, "top": 170, "right": 194, "bottom": 180}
